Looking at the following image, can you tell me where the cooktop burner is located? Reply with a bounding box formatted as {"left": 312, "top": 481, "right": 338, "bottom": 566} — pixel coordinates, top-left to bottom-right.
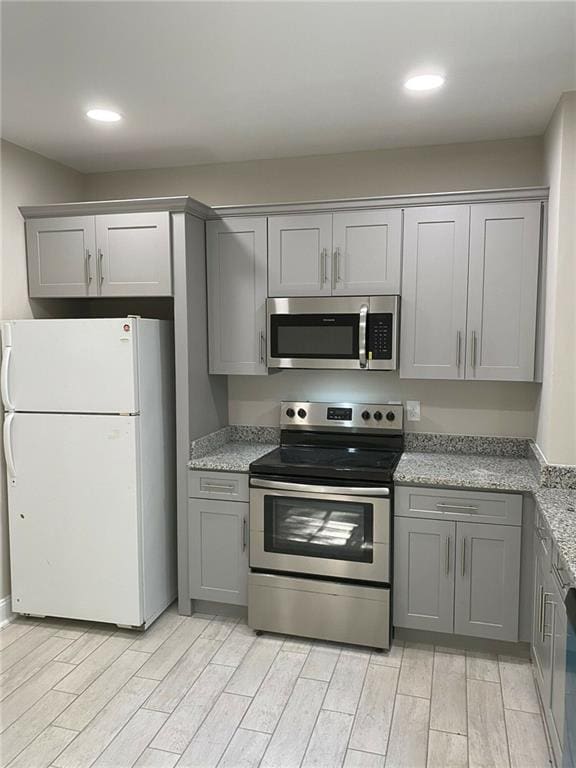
{"left": 249, "top": 401, "right": 404, "bottom": 484}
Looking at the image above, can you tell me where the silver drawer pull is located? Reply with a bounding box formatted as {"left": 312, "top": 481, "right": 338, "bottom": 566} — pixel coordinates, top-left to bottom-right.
{"left": 202, "top": 483, "right": 235, "bottom": 492}
{"left": 436, "top": 503, "right": 478, "bottom": 512}
{"left": 535, "top": 526, "right": 548, "bottom": 542}
{"left": 552, "top": 564, "right": 570, "bottom": 590}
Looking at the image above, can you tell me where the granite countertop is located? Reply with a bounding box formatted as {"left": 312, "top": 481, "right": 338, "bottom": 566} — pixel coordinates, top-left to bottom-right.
{"left": 534, "top": 489, "right": 576, "bottom": 587}
{"left": 394, "top": 452, "right": 539, "bottom": 492}
{"left": 188, "top": 442, "right": 277, "bottom": 473}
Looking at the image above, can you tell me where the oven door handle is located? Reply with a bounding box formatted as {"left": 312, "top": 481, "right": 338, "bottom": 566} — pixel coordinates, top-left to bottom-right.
{"left": 250, "top": 478, "right": 389, "bottom": 496}
{"left": 359, "top": 304, "right": 368, "bottom": 369}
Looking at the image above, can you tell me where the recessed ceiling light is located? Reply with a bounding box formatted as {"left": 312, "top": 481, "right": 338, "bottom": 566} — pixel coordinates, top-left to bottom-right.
{"left": 86, "top": 108, "right": 122, "bottom": 122}
{"left": 404, "top": 74, "right": 445, "bottom": 92}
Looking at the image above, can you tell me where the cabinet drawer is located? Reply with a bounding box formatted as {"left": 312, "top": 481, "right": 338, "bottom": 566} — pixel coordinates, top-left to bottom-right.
{"left": 188, "top": 471, "right": 249, "bottom": 502}
{"left": 395, "top": 486, "right": 522, "bottom": 526}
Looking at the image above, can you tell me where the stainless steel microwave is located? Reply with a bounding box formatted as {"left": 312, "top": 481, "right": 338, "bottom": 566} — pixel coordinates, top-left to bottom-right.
{"left": 267, "top": 296, "right": 400, "bottom": 370}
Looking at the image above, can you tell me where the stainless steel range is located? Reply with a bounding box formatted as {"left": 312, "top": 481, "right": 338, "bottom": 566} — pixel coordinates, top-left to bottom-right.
{"left": 248, "top": 401, "right": 404, "bottom": 650}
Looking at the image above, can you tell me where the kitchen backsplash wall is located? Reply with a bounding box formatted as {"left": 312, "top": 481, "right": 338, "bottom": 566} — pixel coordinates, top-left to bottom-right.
{"left": 228, "top": 371, "right": 540, "bottom": 438}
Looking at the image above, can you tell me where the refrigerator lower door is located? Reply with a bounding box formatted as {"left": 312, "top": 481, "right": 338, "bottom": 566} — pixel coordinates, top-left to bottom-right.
{"left": 1, "top": 318, "right": 138, "bottom": 414}
{"left": 6, "top": 413, "right": 143, "bottom": 626}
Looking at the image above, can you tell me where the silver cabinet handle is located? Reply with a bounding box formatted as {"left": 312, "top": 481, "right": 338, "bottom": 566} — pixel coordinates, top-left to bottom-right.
{"left": 242, "top": 516, "right": 248, "bottom": 551}
{"left": 445, "top": 535, "right": 451, "bottom": 576}
{"left": 471, "top": 331, "right": 477, "bottom": 368}
{"left": 320, "top": 248, "right": 327, "bottom": 285}
{"left": 259, "top": 331, "right": 266, "bottom": 365}
{"left": 461, "top": 538, "right": 467, "bottom": 577}
{"left": 203, "top": 483, "right": 235, "bottom": 492}
{"left": 456, "top": 331, "right": 462, "bottom": 369}
{"left": 359, "top": 304, "right": 368, "bottom": 369}
{"left": 85, "top": 249, "right": 93, "bottom": 286}
{"left": 334, "top": 247, "right": 342, "bottom": 284}
{"left": 542, "top": 594, "right": 554, "bottom": 640}
{"left": 537, "top": 584, "right": 545, "bottom": 638}
{"left": 535, "top": 526, "right": 548, "bottom": 542}
{"left": 98, "top": 248, "right": 104, "bottom": 286}
{"left": 437, "top": 503, "right": 478, "bottom": 512}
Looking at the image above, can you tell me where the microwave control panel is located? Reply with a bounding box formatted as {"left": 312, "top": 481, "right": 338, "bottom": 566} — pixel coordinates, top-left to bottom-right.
{"left": 368, "top": 314, "right": 393, "bottom": 360}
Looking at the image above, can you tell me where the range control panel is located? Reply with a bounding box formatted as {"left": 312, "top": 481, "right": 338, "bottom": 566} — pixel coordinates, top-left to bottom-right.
{"left": 281, "top": 401, "right": 404, "bottom": 431}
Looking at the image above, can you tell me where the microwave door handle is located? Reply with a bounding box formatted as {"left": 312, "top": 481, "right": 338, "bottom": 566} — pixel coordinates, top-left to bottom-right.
{"left": 359, "top": 305, "right": 368, "bottom": 368}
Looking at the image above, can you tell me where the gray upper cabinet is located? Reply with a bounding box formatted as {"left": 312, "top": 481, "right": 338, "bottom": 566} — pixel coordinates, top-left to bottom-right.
{"left": 400, "top": 205, "right": 470, "bottom": 379}
{"left": 95, "top": 212, "right": 171, "bottom": 297}
{"left": 207, "top": 217, "right": 268, "bottom": 375}
{"left": 187, "top": 497, "right": 248, "bottom": 606}
{"left": 454, "top": 521, "right": 521, "bottom": 642}
{"left": 401, "top": 201, "right": 541, "bottom": 382}
{"left": 268, "top": 214, "right": 333, "bottom": 297}
{"left": 26, "top": 212, "right": 172, "bottom": 298}
{"left": 268, "top": 211, "right": 402, "bottom": 297}
{"left": 466, "top": 202, "right": 541, "bottom": 381}
{"left": 331, "top": 210, "right": 402, "bottom": 295}
{"left": 26, "top": 216, "right": 97, "bottom": 298}
{"left": 394, "top": 516, "right": 455, "bottom": 633}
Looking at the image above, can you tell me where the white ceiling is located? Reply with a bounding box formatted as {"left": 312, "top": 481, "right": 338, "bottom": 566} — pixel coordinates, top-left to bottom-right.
{"left": 2, "top": 1, "right": 575, "bottom": 173}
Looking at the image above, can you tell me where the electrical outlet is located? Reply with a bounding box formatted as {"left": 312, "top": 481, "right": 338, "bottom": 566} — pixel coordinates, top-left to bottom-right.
{"left": 406, "top": 400, "right": 421, "bottom": 421}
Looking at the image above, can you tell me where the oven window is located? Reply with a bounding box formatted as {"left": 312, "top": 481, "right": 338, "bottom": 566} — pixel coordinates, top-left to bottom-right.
{"left": 263, "top": 495, "right": 373, "bottom": 563}
{"left": 270, "top": 314, "right": 359, "bottom": 359}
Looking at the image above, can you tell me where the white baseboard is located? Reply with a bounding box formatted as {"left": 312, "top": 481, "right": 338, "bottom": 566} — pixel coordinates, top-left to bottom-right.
{"left": 0, "top": 595, "right": 14, "bottom": 627}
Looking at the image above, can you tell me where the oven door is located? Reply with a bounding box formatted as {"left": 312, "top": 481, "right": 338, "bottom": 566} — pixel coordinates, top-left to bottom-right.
{"left": 249, "top": 478, "right": 390, "bottom": 583}
{"left": 267, "top": 297, "right": 368, "bottom": 370}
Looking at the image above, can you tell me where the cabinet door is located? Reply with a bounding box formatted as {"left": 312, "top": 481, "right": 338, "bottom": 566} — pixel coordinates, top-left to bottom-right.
{"left": 268, "top": 214, "right": 332, "bottom": 296}
{"left": 393, "top": 517, "right": 455, "bottom": 633}
{"left": 188, "top": 498, "right": 248, "bottom": 606}
{"left": 207, "top": 217, "right": 268, "bottom": 375}
{"left": 550, "top": 581, "right": 567, "bottom": 761}
{"left": 532, "top": 541, "right": 553, "bottom": 699}
{"left": 26, "top": 217, "right": 96, "bottom": 297}
{"left": 96, "top": 212, "right": 171, "bottom": 296}
{"left": 454, "top": 522, "right": 521, "bottom": 641}
{"left": 466, "top": 202, "right": 540, "bottom": 381}
{"left": 400, "top": 206, "right": 470, "bottom": 379}
{"left": 332, "top": 210, "right": 401, "bottom": 295}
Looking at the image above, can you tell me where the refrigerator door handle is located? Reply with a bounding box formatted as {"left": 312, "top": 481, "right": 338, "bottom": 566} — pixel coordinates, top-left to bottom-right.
{"left": 1, "top": 344, "right": 14, "bottom": 411}
{"left": 3, "top": 413, "right": 16, "bottom": 479}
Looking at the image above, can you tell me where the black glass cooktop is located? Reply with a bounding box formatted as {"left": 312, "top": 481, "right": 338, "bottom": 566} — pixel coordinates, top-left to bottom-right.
{"left": 250, "top": 444, "right": 402, "bottom": 483}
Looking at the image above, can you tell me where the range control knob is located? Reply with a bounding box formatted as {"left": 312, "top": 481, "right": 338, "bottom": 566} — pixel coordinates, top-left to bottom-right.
{"left": 297, "top": 408, "right": 307, "bottom": 419}
{"left": 373, "top": 411, "right": 383, "bottom": 421}
{"left": 361, "top": 410, "right": 371, "bottom": 421}
{"left": 286, "top": 408, "right": 295, "bottom": 418}
{"left": 386, "top": 411, "right": 396, "bottom": 422}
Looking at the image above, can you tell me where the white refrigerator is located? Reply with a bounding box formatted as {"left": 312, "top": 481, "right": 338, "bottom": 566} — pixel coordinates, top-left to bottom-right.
{"left": 1, "top": 317, "right": 176, "bottom": 628}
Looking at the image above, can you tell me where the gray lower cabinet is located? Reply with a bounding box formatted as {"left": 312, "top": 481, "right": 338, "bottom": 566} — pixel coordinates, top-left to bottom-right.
{"left": 393, "top": 516, "right": 455, "bottom": 633}
{"left": 26, "top": 212, "right": 172, "bottom": 298}
{"left": 394, "top": 487, "right": 522, "bottom": 642}
{"left": 206, "top": 217, "right": 268, "bottom": 374}
{"left": 532, "top": 531, "right": 567, "bottom": 766}
{"left": 26, "top": 216, "right": 97, "bottom": 297}
{"left": 188, "top": 497, "right": 249, "bottom": 606}
{"left": 454, "top": 521, "right": 521, "bottom": 641}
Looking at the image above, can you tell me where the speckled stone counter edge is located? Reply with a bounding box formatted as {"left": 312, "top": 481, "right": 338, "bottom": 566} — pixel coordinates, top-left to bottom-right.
{"left": 528, "top": 440, "right": 576, "bottom": 489}
{"left": 403, "top": 432, "right": 531, "bottom": 457}
{"left": 190, "top": 425, "right": 280, "bottom": 459}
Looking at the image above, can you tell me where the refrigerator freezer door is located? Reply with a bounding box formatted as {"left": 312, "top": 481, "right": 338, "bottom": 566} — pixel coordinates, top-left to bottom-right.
{"left": 1, "top": 318, "right": 138, "bottom": 414}
{"left": 6, "top": 413, "right": 143, "bottom": 626}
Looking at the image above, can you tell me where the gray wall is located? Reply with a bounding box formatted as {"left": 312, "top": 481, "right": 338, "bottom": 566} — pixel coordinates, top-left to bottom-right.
{"left": 536, "top": 92, "right": 576, "bottom": 465}
{"left": 0, "top": 139, "right": 85, "bottom": 603}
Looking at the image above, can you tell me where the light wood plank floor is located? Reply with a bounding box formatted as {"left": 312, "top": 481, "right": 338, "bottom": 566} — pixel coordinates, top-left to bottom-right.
{"left": 0, "top": 606, "right": 553, "bottom": 768}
